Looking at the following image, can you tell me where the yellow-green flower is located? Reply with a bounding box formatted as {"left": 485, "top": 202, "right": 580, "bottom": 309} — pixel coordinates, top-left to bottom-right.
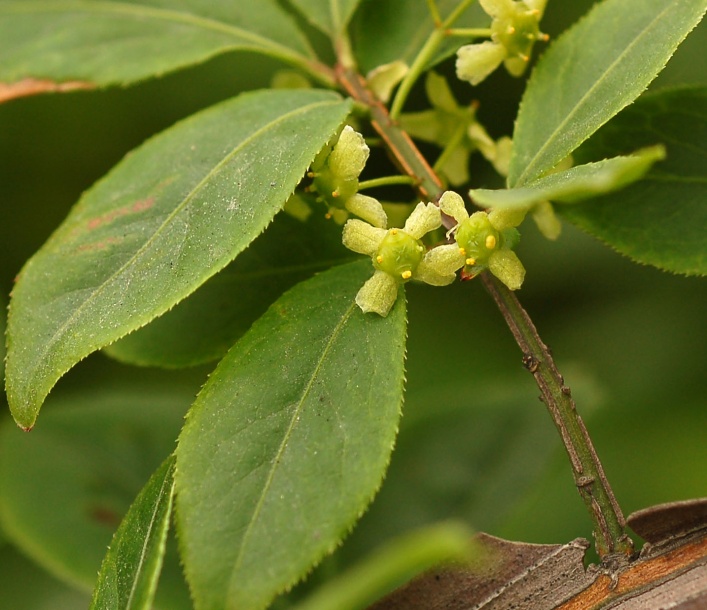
{"left": 456, "top": 0, "right": 548, "bottom": 86}
{"left": 309, "top": 126, "right": 387, "bottom": 228}
{"left": 439, "top": 191, "right": 526, "bottom": 290}
{"left": 400, "top": 72, "right": 513, "bottom": 185}
{"left": 342, "top": 199, "right": 464, "bottom": 316}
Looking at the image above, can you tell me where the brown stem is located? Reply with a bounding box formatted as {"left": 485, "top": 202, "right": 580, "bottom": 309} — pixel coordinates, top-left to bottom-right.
{"left": 480, "top": 273, "right": 634, "bottom": 559}
{"left": 337, "top": 66, "right": 634, "bottom": 561}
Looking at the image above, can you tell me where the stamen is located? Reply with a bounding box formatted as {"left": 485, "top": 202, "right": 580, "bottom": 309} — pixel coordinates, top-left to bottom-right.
{"left": 376, "top": 255, "right": 383, "bottom": 264}
{"left": 466, "top": 257, "right": 476, "bottom": 266}
{"left": 401, "top": 270, "right": 412, "bottom": 279}
{"left": 485, "top": 235, "right": 497, "bottom": 249}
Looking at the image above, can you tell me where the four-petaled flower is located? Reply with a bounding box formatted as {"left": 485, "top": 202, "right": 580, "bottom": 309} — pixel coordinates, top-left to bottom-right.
{"left": 456, "top": 0, "right": 548, "bottom": 86}
{"left": 439, "top": 191, "right": 526, "bottom": 290}
{"left": 343, "top": 199, "right": 465, "bottom": 316}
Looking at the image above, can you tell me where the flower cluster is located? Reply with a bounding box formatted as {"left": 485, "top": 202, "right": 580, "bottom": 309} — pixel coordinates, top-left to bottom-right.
{"left": 439, "top": 191, "right": 526, "bottom": 290}
{"left": 456, "top": 0, "right": 548, "bottom": 85}
{"left": 343, "top": 200, "right": 465, "bottom": 316}
{"left": 400, "top": 72, "right": 512, "bottom": 185}
{"left": 308, "top": 125, "right": 387, "bottom": 228}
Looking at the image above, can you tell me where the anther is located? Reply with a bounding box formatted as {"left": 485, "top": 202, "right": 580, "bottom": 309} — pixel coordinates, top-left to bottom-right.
{"left": 307, "top": 171, "right": 316, "bottom": 178}
{"left": 401, "top": 270, "right": 412, "bottom": 279}
{"left": 507, "top": 26, "right": 516, "bottom": 34}
{"left": 331, "top": 190, "right": 340, "bottom": 198}
{"left": 325, "top": 212, "right": 332, "bottom": 219}
{"left": 485, "top": 235, "right": 497, "bottom": 249}
{"left": 519, "top": 54, "right": 530, "bottom": 62}
{"left": 391, "top": 229, "right": 398, "bottom": 235}
{"left": 466, "top": 257, "right": 476, "bottom": 266}
{"left": 376, "top": 255, "right": 383, "bottom": 264}
{"left": 459, "top": 247, "right": 466, "bottom": 255}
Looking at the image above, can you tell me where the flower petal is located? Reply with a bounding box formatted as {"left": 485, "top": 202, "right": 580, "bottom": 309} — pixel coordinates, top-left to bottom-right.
{"left": 440, "top": 147, "right": 471, "bottom": 186}
{"left": 438, "top": 191, "right": 469, "bottom": 224}
{"left": 488, "top": 249, "right": 525, "bottom": 290}
{"left": 342, "top": 219, "right": 386, "bottom": 256}
{"left": 414, "top": 244, "right": 465, "bottom": 286}
{"left": 328, "top": 125, "right": 369, "bottom": 182}
{"left": 367, "top": 60, "right": 409, "bottom": 104}
{"left": 531, "top": 200, "right": 562, "bottom": 240}
{"left": 479, "top": 0, "right": 515, "bottom": 18}
{"left": 456, "top": 42, "right": 507, "bottom": 86}
{"left": 345, "top": 193, "right": 388, "bottom": 229}
{"left": 355, "top": 270, "right": 400, "bottom": 317}
{"left": 488, "top": 206, "right": 527, "bottom": 231}
{"left": 403, "top": 202, "right": 442, "bottom": 240}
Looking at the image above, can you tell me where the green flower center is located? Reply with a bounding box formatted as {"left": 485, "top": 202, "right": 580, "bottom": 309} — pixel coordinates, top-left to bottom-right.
{"left": 455, "top": 213, "right": 500, "bottom": 270}
{"left": 492, "top": 2, "right": 543, "bottom": 61}
{"left": 373, "top": 229, "right": 425, "bottom": 281}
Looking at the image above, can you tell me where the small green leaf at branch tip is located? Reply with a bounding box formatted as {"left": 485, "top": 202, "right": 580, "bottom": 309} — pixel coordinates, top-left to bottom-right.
{"left": 90, "top": 455, "right": 176, "bottom": 610}
{"left": 560, "top": 86, "right": 707, "bottom": 276}
{"left": 508, "top": 0, "right": 707, "bottom": 187}
{"left": 5, "top": 89, "right": 352, "bottom": 429}
{"left": 292, "top": 522, "right": 478, "bottom": 610}
{"left": 175, "top": 260, "right": 407, "bottom": 610}
{"left": 471, "top": 146, "right": 666, "bottom": 210}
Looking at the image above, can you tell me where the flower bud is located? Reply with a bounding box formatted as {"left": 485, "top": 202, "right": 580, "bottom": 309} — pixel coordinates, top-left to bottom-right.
{"left": 328, "top": 125, "right": 369, "bottom": 182}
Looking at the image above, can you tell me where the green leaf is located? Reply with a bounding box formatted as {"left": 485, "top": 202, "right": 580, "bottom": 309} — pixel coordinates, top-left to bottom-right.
{"left": 471, "top": 146, "right": 665, "bottom": 209}
{"left": 560, "top": 86, "right": 707, "bottom": 275}
{"left": 176, "top": 260, "right": 407, "bottom": 610}
{"left": 289, "top": 0, "right": 362, "bottom": 36}
{"left": 5, "top": 89, "right": 352, "bottom": 429}
{"left": 90, "top": 455, "right": 176, "bottom": 610}
{"left": 0, "top": 0, "right": 317, "bottom": 101}
{"left": 293, "top": 522, "right": 476, "bottom": 610}
{"left": 0, "top": 294, "right": 5, "bottom": 382}
{"left": 509, "top": 0, "right": 707, "bottom": 187}
{"left": 351, "top": 0, "right": 487, "bottom": 73}
{"left": 104, "top": 211, "right": 354, "bottom": 368}
{"left": 0, "top": 384, "right": 193, "bottom": 608}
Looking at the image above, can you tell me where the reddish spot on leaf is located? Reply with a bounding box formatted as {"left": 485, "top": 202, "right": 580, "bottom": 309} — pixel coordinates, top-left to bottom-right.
{"left": 77, "top": 236, "right": 122, "bottom": 253}
{"left": 86, "top": 197, "right": 155, "bottom": 231}
{"left": 0, "top": 78, "right": 94, "bottom": 104}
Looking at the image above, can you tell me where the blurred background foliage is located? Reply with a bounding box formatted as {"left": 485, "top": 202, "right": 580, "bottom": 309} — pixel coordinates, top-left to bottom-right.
{"left": 0, "top": 1, "right": 705, "bottom": 607}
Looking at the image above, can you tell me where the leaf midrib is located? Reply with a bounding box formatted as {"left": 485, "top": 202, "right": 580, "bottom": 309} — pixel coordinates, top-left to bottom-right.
{"left": 124, "top": 461, "right": 175, "bottom": 610}
{"left": 514, "top": 3, "right": 674, "bottom": 187}
{"left": 1, "top": 0, "right": 312, "bottom": 61}
{"left": 22, "top": 98, "right": 339, "bottom": 400}
{"left": 228, "top": 301, "right": 357, "bottom": 592}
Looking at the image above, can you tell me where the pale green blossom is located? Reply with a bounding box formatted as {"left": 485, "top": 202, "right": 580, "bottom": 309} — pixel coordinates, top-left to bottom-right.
{"left": 343, "top": 199, "right": 465, "bottom": 316}
{"left": 456, "top": 0, "right": 548, "bottom": 86}
{"left": 439, "top": 191, "right": 526, "bottom": 290}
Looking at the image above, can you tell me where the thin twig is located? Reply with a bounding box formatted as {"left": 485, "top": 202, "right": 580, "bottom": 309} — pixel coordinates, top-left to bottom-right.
{"left": 480, "top": 273, "right": 634, "bottom": 559}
